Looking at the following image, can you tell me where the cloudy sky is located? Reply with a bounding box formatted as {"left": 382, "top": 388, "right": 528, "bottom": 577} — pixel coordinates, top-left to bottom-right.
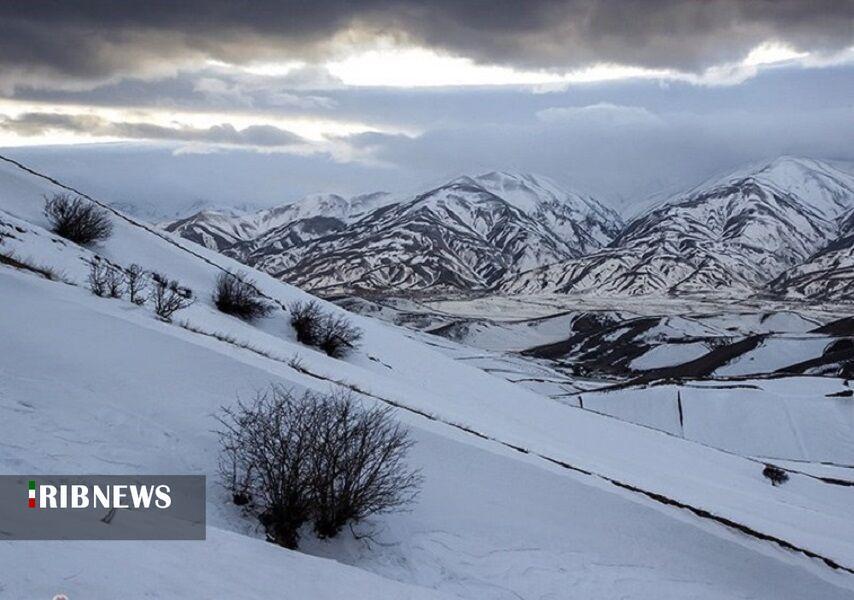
{"left": 1, "top": 1, "right": 852, "bottom": 215}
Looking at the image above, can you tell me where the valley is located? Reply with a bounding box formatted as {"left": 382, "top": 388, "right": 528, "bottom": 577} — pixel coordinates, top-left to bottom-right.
{"left": 1, "top": 153, "right": 852, "bottom": 599}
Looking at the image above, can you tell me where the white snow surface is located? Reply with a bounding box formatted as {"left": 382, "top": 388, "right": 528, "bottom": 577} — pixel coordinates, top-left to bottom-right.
{"left": 1, "top": 156, "right": 854, "bottom": 598}
{"left": 714, "top": 335, "right": 833, "bottom": 376}
{"left": 583, "top": 379, "right": 854, "bottom": 463}
{"left": 630, "top": 342, "right": 710, "bottom": 370}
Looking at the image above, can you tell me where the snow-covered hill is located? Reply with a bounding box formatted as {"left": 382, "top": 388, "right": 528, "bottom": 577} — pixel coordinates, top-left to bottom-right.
{"left": 769, "top": 208, "right": 854, "bottom": 302}
{"left": 163, "top": 191, "right": 396, "bottom": 250}
{"left": 504, "top": 157, "right": 854, "bottom": 298}
{"left": 3, "top": 155, "right": 854, "bottom": 597}
{"left": 163, "top": 171, "right": 623, "bottom": 294}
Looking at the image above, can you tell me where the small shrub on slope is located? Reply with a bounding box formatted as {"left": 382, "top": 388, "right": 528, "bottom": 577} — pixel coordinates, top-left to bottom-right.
{"left": 151, "top": 273, "right": 194, "bottom": 321}
{"left": 316, "top": 313, "right": 364, "bottom": 358}
{"left": 288, "top": 300, "right": 363, "bottom": 357}
{"left": 124, "top": 264, "right": 150, "bottom": 305}
{"left": 288, "top": 300, "right": 323, "bottom": 346}
{"left": 213, "top": 271, "right": 273, "bottom": 321}
{"left": 762, "top": 464, "right": 789, "bottom": 486}
{"left": 44, "top": 193, "right": 112, "bottom": 245}
{"left": 217, "top": 387, "right": 420, "bottom": 549}
{"left": 88, "top": 262, "right": 112, "bottom": 297}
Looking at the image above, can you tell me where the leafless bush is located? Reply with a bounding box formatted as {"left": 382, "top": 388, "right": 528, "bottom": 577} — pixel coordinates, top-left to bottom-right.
{"left": 213, "top": 271, "right": 273, "bottom": 321}
{"left": 287, "top": 354, "right": 305, "bottom": 371}
{"left": 288, "top": 300, "right": 362, "bottom": 357}
{"left": 124, "top": 264, "right": 150, "bottom": 305}
{"left": 88, "top": 262, "right": 124, "bottom": 298}
{"left": 0, "top": 250, "right": 63, "bottom": 281}
{"left": 105, "top": 268, "right": 124, "bottom": 298}
{"left": 44, "top": 193, "right": 113, "bottom": 245}
{"left": 762, "top": 464, "right": 789, "bottom": 486}
{"left": 217, "top": 387, "right": 420, "bottom": 549}
{"left": 316, "top": 313, "right": 363, "bottom": 358}
{"left": 217, "top": 387, "right": 323, "bottom": 549}
{"left": 151, "top": 273, "right": 194, "bottom": 321}
{"left": 88, "top": 262, "right": 111, "bottom": 296}
{"left": 309, "top": 390, "right": 421, "bottom": 539}
{"left": 288, "top": 300, "right": 323, "bottom": 345}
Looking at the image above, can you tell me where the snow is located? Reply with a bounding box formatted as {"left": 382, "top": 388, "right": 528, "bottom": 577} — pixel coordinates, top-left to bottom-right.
{"left": 714, "top": 335, "right": 833, "bottom": 376}
{"left": 503, "top": 157, "right": 854, "bottom": 298}
{"left": 584, "top": 379, "right": 854, "bottom": 463}
{"left": 1, "top": 271, "right": 852, "bottom": 599}
{"left": 2, "top": 155, "right": 854, "bottom": 597}
{"left": 631, "top": 342, "right": 710, "bottom": 370}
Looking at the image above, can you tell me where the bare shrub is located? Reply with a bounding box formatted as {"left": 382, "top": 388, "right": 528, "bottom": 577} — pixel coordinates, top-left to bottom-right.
{"left": 88, "top": 262, "right": 111, "bottom": 296}
{"left": 309, "top": 390, "right": 421, "bottom": 539}
{"left": 316, "top": 313, "right": 363, "bottom": 358}
{"left": 89, "top": 262, "right": 124, "bottom": 298}
{"left": 44, "top": 193, "right": 113, "bottom": 245}
{"left": 213, "top": 271, "right": 273, "bottom": 321}
{"left": 762, "top": 464, "right": 789, "bottom": 486}
{"left": 288, "top": 300, "right": 362, "bottom": 357}
{"left": 287, "top": 354, "right": 305, "bottom": 371}
{"left": 0, "top": 250, "right": 63, "bottom": 281}
{"left": 151, "top": 273, "right": 194, "bottom": 321}
{"left": 217, "top": 387, "right": 420, "bottom": 549}
{"left": 125, "top": 264, "right": 150, "bottom": 305}
{"left": 288, "top": 300, "right": 323, "bottom": 345}
{"left": 217, "top": 386, "right": 322, "bottom": 549}
{"left": 105, "top": 268, "right": 124, "bottom": 298}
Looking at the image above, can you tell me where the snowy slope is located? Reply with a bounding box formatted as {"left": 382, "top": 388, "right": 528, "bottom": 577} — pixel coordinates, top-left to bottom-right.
{"left": 162, "top": 191, "right": 395, "bottom": 250}
{"left": 3, "top": 272, "right": 852, "bottom": 599}
{"left": 2, "top": 155, "right": 854, "bottom": 597}
{"left": 505, "top": 157, "right": 854, "bottom": 298}
{"left": 769, "top": 209, "right": 854, "bottom": 302}
{"left": 464, "top": 171, "right": 622, "bottom": 252}
{"left": 581, "top": 378, "right": 854, "bottom": 463}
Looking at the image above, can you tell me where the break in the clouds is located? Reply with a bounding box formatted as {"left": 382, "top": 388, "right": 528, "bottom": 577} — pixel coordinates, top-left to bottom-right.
{"left": 0, "top": 1, "right": 851, "bottom": 214}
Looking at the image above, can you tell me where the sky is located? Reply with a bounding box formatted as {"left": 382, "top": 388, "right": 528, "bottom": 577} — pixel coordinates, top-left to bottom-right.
{"left": 0, "top": 1, "right": 852, "bottom": 216}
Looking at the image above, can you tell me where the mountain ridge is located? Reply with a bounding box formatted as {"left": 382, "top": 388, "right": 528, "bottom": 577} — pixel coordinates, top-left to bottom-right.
{"left": 164, "top": 170, "right": 624, "bottom": 294}
{"left": 504, "top": 157, "right": 854, "bottom": 301}
{"left": 162, "top": 157, "right": 854, "bottom": 302}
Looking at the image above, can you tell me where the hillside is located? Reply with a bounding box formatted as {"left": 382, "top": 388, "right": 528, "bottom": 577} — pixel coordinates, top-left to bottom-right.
{"left": 163, "top": 171, "right": 623, "bottom": 295}
{"left": 504, "top": 157, "right": 854, "bottom": 298}
{"left": 1, "top": 155, "right": 853, "bottom": 598}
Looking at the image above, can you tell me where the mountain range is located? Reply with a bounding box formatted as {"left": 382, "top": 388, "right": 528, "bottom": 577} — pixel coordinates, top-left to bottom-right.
{"left": 165, "top": 171, "right": 623, "bottom": 294}
{"left": 163, "top": 157, "right": 854, "bottom": 302}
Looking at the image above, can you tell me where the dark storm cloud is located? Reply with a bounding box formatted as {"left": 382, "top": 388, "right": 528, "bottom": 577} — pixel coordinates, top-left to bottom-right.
{"left": 0, "top": 112, "right": 304, "bottom": 147}
{"left": 0, "top": 1, "right": 851, "bottom": 88}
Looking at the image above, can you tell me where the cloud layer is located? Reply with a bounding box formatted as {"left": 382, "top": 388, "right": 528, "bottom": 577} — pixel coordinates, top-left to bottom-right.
{"left": 0, "top": 112, "right": 304, "bottom": 147}
{"left": 0, "top": 2, "right": 851, "bottom": 216}
{"left": 1, "top": 1, "right": 852, "bottom": 89}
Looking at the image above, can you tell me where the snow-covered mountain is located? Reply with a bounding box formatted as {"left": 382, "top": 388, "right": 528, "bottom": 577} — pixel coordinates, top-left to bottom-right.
{"left": 164, "top": 172, "right": 623, "bottom": 294}
{"left": 3, "top": 154, "right": 854, "bottom": 599}
{"left": 163, "top": 191, "right": 395, "bottom": 250}
{"left": 769, "top": 208, "right": 854, "bottom": 301}
{"left": 109, "top": 198, "right": 263, "bottom": 224}
{"left": 505, "top": 157, "right": 854, "bottom": 298}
